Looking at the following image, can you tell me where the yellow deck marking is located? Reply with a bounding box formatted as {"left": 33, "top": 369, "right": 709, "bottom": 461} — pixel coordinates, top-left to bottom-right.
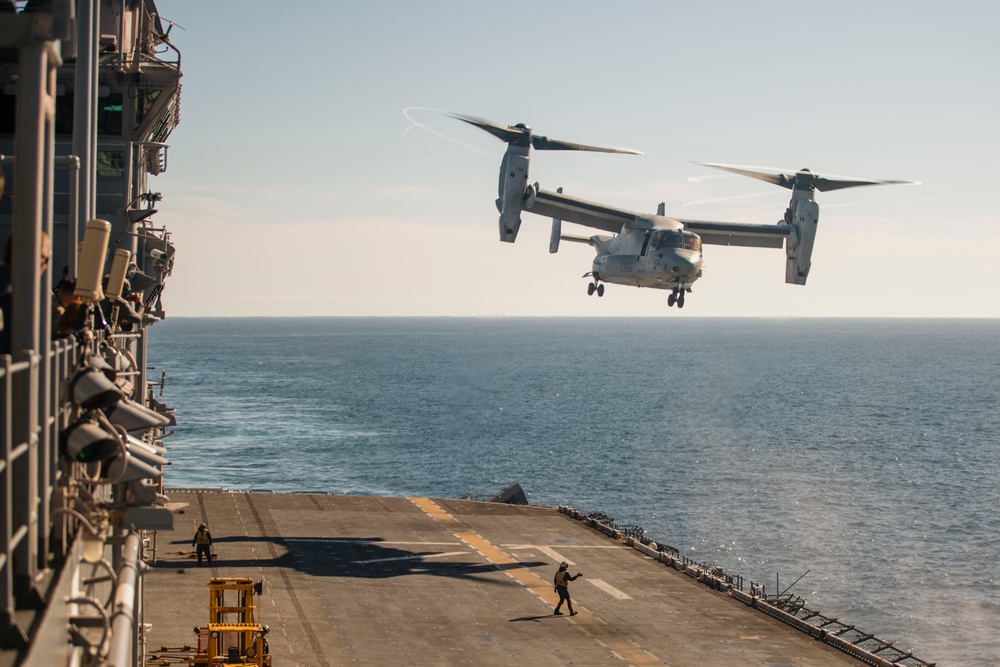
{"left": 409, "top": 497, "right": 660, "bottom": 665}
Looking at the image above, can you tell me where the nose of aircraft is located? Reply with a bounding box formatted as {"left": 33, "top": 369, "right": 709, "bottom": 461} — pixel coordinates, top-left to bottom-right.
{"left": 670, "top": 251, "right": 700, "bottom": 278}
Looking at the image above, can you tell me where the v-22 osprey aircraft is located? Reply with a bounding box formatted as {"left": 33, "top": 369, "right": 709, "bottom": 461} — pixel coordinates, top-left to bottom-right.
{"left": 452, "top": 113, "right": 915, "bottom": 308}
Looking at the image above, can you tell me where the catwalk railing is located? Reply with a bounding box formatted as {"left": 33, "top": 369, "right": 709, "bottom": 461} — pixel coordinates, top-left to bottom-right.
{"left": 558, "top": 506, "right": 937, "bottom": 667}
{"left": 0, "top": 336, "right": 79, "bottom": 646}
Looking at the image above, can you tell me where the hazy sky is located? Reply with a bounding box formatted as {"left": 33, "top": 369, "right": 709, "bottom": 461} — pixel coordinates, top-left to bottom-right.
{"left": 152, "top": 1, "right": 999, "bottom": 318}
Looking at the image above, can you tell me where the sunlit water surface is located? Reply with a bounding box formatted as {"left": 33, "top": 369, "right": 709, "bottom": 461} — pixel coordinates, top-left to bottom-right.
{"left": 149, "top": 317, "right": 1000, "bottom": 666}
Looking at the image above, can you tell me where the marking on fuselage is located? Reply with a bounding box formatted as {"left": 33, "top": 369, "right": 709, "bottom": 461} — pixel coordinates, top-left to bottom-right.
{"left": 588, "top": 578, "right": 633, "bottom": 600}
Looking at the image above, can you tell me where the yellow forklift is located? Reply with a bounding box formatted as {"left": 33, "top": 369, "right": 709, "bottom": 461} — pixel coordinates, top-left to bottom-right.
{"left": 189, "top": 578, "right": 272, "bottom": 666}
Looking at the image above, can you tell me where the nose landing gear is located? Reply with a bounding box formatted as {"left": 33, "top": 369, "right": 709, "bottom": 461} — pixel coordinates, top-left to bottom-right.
{"left": 667, "top": 287, "right": 685, "bottom": 308}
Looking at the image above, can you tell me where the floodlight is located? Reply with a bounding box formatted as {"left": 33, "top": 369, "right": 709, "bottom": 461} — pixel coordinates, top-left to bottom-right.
{"left": 103, "top": 398, "right": 171, "bottom": 432}
{"left": 126, "top": 434, "right": 167, "bottom": 457}
{"left": 70, "top": 367, "right": 123, "bottom": 410}
{"left": 126, "top": 441, "right": 169, "bottom": 468}
{"left": 102, "top": 452, "right": 162, "bottom": 482}
{"left": 61, "top": 419, "right": 121, "bottom": 462}
{"left": 86, "top": 353, "right": 116, "bottom": 380}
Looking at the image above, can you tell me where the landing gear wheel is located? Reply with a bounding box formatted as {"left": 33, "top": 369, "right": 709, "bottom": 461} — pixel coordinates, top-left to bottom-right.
{"left": 597, "top": 284, "right": 605, "bottom": 297}
{"left": 667, "top": 293, "right": 677, "bottom": 307}
{"left": 587, "top": 283, "right": 596, "bottom": 296}
{"left": 677, "top": 292, "right": 685, "bottom": 308}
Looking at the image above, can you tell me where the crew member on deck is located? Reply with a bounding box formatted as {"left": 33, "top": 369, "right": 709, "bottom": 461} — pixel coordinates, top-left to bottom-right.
{"left": 192, "top": 522, "right": 213, "bottom": 565}
{"left": 553, "top": 561, "right": 582, "bottom": 616}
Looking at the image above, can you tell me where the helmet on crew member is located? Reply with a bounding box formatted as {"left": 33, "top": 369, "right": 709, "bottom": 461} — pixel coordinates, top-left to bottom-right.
{"left": 559, "top": 561, "right": 568, "bottom": 570}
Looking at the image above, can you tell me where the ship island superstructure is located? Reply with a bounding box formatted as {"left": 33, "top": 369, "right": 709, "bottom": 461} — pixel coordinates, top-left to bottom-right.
{"left": 1, "top": 0, "right": 180, "bottom": 664}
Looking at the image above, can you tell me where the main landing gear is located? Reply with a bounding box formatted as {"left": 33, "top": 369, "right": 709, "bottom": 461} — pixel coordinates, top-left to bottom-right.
{"left": 584, "top": 272, "right": 605, "bottom": 297}
{"left": 667, "top": 287, "right": 685, "bottom": 308}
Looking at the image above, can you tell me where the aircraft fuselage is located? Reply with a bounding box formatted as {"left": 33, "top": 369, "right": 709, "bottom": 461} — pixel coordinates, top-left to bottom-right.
{"left": 590, "top": 218, "right": 703, "bottom": 291}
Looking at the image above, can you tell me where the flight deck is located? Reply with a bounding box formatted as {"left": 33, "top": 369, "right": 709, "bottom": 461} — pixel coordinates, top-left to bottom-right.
{"left": 143, "top": 491, "right": 870, "bottom": 667}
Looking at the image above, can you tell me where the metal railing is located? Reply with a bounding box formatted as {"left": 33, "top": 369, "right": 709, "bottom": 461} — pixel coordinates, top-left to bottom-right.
{"left": 0, "top": 336, "right": 78, "bottom": 643}
{"left": 557, "top": 506, "right": 936, "bottom": 667}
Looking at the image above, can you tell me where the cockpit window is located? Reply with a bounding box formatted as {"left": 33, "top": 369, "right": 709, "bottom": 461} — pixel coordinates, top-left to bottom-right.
{"left": 682, "top": 233, "right": 701, "bottom": 251}
{"left": 650, "top": 231, "right": 701, "bottom": 251}
{"left": 653, "top": 231, "right": 683, "bottom": 250}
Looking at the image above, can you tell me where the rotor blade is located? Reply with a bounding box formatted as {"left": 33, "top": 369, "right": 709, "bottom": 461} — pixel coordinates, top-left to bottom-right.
{"left": 695, "top": 162, "right": 792, "bottom": 187}
{"left": 447, "top": 112, "right": 642, "bottom": 154}
{"left": 532, "top": 134, "right": 643, "bottom": 155}
{"left": 696, "top": 162, "right": 918, "bottom": 192}
{"left": 809, "top": 175, "right": 919, "bottom": 192}
{"left": 447, "top": 112, "right": 526, "bottom": 144}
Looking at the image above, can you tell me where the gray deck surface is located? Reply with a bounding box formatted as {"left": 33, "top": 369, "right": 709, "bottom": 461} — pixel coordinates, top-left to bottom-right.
{"left": 144, "top": 492, "right": 865, "bottom": 666}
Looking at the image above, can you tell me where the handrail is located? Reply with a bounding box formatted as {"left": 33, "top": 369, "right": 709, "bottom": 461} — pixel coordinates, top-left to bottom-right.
{"left": 106, "top": 532, "right": 141, "bottom": 666}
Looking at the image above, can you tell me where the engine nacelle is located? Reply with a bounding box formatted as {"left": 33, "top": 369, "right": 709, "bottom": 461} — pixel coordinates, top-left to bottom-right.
{"left": 785, "top": 198, "right": 819, "bottom": 285}
{"left": 497, "top": 149, "right": 530, "bottom": 243}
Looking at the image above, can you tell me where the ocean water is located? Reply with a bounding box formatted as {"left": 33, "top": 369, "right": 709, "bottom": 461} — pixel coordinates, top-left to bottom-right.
{"left": 147, "top": 317, "right": 1000, "bottom": 666}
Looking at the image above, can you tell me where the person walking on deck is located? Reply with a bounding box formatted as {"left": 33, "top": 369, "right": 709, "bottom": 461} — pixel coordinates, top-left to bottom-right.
{"left": 192, "top": 522, "right": 213, "bottom": 565}
{"left": 553, "top": 561, "right": 582, "bottom": 616}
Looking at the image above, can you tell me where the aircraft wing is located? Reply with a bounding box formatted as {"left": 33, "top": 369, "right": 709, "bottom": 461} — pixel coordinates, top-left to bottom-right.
{"left": 526, "top": 188, "right": 641, "bottom": 234}
{"left": 525, "top": 190, "right": 792, "bottom": 248}
{"left": 679, "top": 219, "right": 789, "bottom": 249}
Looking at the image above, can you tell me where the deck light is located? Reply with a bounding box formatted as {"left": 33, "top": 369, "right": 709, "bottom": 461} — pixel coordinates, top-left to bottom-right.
{"left": 126, "top": 434, "right": 168, "bottom": 459}
{"left": 125, "top": 441, "right": 169, "bottom": 468}
{"left": 103, "top": 397, "right": 171, "bottom": 432}
{"left": 102, "top": 452, "right": 162, "bottom": 482}
{"left": 70, "top": 367, "right": 123, "bottom": 410}
{"left": 61, "top": 419, "right": 120, "bottom": 462}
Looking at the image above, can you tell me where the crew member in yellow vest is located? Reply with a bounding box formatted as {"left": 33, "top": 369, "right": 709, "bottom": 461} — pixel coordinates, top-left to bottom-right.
{"left": 192, "top": 522, "right": 213, "bottom": 565}
{"left": 553, "top": 561, "right": 582, "bottom": 616}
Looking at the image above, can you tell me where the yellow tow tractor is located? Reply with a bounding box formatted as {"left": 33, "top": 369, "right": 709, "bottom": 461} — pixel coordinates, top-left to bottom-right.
{"left": 189, "top": 577, "right": 272, "bottom": 666}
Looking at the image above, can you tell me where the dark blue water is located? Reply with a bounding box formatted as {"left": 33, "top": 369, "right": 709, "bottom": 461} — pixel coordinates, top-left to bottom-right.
{"left": 148, "top": 317, "right": 1000, "bottom": 666}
